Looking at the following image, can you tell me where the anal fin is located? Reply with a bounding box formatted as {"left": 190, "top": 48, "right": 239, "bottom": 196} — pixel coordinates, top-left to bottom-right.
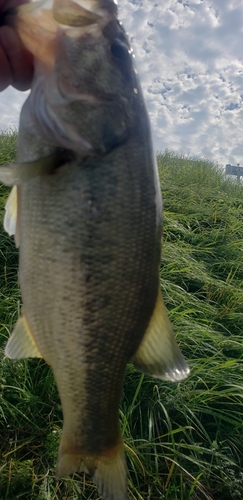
{"left": 5, "top": 314, "right": 42, "bottom": 359}
{"left": 131, "top": 289, "right": 190, "bottom": 382}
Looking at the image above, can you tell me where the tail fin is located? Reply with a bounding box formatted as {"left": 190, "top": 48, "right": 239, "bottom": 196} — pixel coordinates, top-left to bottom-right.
{"left": 56, "top": 441, "right": 127, "bottom": 500}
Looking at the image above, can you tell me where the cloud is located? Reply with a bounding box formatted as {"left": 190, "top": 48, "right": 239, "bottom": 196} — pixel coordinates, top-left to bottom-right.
{"left": 0, "top": 0, "right": 243, "bottom": 167}
{"left": 118, "top": 0, "right": 243, "bottom": 165}
{"left": 0, "top": 87, "right": 27, "bottom": 132}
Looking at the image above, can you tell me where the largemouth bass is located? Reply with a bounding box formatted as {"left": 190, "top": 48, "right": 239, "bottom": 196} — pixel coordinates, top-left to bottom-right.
{"left": 0, "top": 0, "right": 189, "bottom": 498}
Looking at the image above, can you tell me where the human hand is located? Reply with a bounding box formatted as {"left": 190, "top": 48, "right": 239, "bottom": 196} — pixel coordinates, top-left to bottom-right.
{"left": 0, "top": 0, "right": 33, "bottom": 91}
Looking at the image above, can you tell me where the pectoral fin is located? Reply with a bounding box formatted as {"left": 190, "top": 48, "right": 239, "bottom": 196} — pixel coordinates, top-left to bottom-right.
{"left": 131, "top": 289, "right": 190, "bottom": 382}
{"left": 5, "top": 314, "right": 42, "bottom": 359}
{"left": 0, "top": 152, "right": 66, "bottom": 186}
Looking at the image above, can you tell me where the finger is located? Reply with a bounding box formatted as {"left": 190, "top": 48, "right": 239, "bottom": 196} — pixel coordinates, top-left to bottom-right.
{"left": 0, "top": 0, "right": 30, "bottom": 13}
{"left": 0, "top": 25, "right": 33, "bottom": 91}
{"left": 0, "top": 32, "right": 12, "bottom": 90}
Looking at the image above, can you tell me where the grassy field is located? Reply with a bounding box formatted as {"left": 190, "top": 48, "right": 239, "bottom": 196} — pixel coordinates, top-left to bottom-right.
{"left": 0, "top": 131, "right": 242, "bottom": 499}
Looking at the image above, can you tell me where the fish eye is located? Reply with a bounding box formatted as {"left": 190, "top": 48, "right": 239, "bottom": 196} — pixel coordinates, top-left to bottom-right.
{"left": 111, "top": 41, "right": 130, "bottom": 61}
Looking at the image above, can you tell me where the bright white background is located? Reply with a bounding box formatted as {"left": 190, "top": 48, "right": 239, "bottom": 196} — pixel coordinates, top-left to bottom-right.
{"left": 1, "top": 0, "right": 243, "bottom": 166}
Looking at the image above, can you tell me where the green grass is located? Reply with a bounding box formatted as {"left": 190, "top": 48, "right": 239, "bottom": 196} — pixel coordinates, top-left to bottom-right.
{"left": 0, "top": 135, "right": 243, "bottom": 499}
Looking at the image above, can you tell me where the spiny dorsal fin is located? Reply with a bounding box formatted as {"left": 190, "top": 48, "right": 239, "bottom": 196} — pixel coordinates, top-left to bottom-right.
{"left": 131, "top": 288, "right": 190, "bottom": 382}
{"left": 5, "top": 314, "right": 42, "bottom": 359}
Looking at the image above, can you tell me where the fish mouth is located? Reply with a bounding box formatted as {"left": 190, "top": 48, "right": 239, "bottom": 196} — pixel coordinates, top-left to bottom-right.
{"left": 68, "top": 92, "right": 112, "bottom": 104}
{"left": 53, "top": 0, "right": 118, "bottom": 27}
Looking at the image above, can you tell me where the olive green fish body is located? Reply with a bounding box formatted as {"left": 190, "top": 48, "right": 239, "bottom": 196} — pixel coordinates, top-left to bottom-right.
{"left": 19, "top": 131, "right": 160, "bottom": 448}
{"left": 0, "top": 1, "right": 189, "bottom": 498}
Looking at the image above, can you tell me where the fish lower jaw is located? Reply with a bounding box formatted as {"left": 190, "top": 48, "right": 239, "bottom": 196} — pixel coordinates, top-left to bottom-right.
{"left": 74, "top": 93, "right": 108, "bottom": 104}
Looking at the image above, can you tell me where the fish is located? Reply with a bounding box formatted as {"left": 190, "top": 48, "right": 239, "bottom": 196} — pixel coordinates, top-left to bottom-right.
{"left": 0, "top": 0, "right": 190, "bottom": 498}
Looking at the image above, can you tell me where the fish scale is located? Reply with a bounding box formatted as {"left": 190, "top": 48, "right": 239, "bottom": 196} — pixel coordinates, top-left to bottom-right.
{"left": 20, "top": 147, "right": 159, "bottom": 447}
{"left": 0, "top": 0, "right": 190, "bottom": 498}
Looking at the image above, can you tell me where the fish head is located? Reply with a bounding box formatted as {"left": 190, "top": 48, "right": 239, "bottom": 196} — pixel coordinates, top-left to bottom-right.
{"left": 14, "top": 0, "right": 142, "bottom": 156}
{"left": 53, "top": 17, "right": 140, "bottom": 154}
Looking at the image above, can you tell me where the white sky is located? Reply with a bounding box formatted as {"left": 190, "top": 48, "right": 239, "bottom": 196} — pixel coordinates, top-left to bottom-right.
{"left": 1, "top": 0, "right": 243, "bottom": 166}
